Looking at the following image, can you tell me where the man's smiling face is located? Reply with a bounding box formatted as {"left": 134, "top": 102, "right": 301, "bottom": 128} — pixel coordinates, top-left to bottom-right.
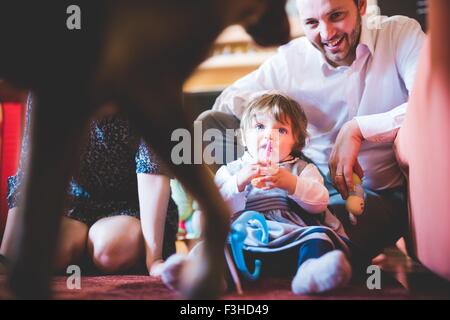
{"left": 297, "top": 0, "right": 367, "bottom": 67}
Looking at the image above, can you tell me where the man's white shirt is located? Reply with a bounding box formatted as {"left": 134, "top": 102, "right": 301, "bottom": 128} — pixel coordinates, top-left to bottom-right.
{"left": 212, "top": 15, "right": 425, "bottom": 190}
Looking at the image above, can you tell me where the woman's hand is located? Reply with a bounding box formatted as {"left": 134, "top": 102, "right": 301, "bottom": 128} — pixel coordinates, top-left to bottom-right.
{"left": 148, "top": 259, "right": 165, "bottom": 277}
{"left": 236, "top": 164, "right": 262, "bottom": 192}
{"left": 252, "top": 167, "right": 297, "bottom": 194}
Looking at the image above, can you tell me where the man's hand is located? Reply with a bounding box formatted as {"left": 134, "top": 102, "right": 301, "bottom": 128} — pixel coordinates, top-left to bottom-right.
{"left": 252, "top": 167, "right": 297, "bottom": 194}
{"left": 236, "top": 164, "right": 262, "bottom": 192}
{"left": 328, "top": 119, "right": 364, "bottom": 199}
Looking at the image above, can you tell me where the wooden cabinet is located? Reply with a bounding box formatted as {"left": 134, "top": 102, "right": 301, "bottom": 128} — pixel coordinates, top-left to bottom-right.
{"left": 183, "top": 17, "right": 304, "bottom": 93}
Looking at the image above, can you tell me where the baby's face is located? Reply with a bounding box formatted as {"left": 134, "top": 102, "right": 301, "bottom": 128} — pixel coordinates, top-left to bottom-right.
{"left": 244, "top": 113, "right": 296, "bottom": 163}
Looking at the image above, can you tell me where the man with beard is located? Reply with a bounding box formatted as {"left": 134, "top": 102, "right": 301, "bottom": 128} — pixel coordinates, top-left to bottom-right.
{"left": 198, "top": 0, "right": 425, "bottom": 270}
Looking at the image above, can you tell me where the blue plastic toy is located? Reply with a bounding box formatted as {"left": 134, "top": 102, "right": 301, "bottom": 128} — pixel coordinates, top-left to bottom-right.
{"left": 229, "top": 211, "right": 269, "bottom": 281}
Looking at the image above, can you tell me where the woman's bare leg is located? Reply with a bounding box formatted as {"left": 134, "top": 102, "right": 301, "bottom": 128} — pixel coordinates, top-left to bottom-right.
{"left": 7, "top": 89, "right": 92, "bottom": 299}
{"left": 87, "top": 215, "right": 144, "bottom": 273}
{"left": 1, "top": 212, "right": 88, "bottom": 273}
{"left": 53, "top": 217, "right": 88, "bottom": 273}
{"left": 0, "top": 208, "right": 19, "bottom": 258}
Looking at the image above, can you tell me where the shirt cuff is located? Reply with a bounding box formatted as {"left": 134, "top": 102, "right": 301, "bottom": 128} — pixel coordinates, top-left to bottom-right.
{"left": 354, "top": 103, "right": 406, "bottom": 143}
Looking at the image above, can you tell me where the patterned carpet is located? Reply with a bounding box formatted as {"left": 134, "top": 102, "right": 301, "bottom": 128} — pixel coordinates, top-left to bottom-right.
{"left": 0, "top": 274, "right": 410, "bottom": 300}
{"left": 1, "top": 247, "right": 449, "bottom": 300}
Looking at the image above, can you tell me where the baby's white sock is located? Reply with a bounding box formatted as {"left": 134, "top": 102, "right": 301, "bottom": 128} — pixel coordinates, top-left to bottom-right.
{"left": 291, "top": 250, "right": 352, "bottom": 295}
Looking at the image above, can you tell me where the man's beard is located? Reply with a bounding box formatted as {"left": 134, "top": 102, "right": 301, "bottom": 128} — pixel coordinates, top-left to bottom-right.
{"left": 316, "top": 14, "right": 362, "bottom": 67}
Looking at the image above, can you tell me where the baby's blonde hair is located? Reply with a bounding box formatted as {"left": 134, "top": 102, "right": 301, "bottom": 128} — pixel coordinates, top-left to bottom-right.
{"left": 241, "top": 92, "right": 309, "bottom": 151}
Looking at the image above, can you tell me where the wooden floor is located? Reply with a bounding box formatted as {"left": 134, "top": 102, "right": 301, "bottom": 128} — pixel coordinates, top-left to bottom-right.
{"left": 1, "top": 246, "right": 449, "bottom": 300}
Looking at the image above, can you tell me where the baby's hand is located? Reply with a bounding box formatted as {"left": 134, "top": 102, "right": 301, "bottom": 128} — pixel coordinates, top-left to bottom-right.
{"left": 251, "top": 160, "right": 277, "bottom": 188}
{"left": 258, "top": 159, "right": 279, "bottom": 176}
{"left": 252, "top": 167, "right": 297, "bottom": 194}
{"left": 236, "top": 164, "right": 262, "bottom": 192}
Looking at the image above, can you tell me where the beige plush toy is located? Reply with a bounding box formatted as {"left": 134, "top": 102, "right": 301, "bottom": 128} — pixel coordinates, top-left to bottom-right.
{"left": 346, "top": 173, "right": 365, "bottom": 224}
